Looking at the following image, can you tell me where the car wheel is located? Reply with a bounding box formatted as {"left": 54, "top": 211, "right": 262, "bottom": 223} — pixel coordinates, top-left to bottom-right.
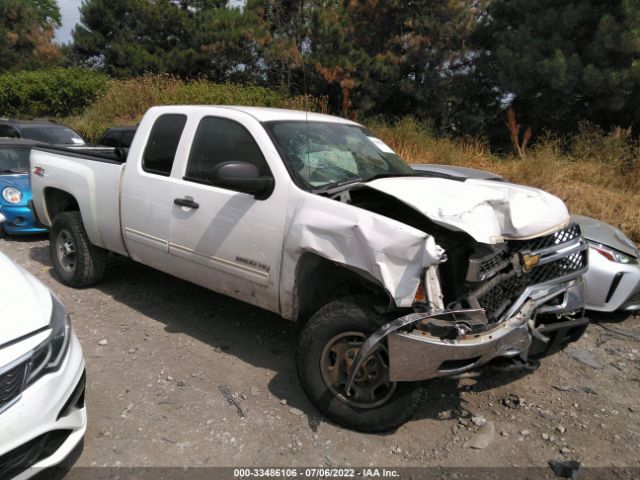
{"left": 296, "top": 295, "right": 427, "bottom": 432}
{"left": 50, "top": 211, "right": 106, "bottom": 287}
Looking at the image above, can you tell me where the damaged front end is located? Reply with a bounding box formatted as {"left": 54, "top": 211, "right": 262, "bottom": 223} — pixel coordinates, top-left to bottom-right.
{"left": 346, "top": 224, "right": 590, "bottom": 389}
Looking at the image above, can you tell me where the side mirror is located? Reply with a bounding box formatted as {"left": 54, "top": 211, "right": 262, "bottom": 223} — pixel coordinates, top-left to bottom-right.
{"left": 211, "top": 161, "right": 274, "bottom": 200}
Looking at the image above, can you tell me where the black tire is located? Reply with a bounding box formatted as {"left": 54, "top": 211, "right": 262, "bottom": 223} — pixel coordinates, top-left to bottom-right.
{"left": 296, "top": 295, "right": 427, "bottom": 432}
{"left": 49, "top": 211, "right": 106, "bottom": 287}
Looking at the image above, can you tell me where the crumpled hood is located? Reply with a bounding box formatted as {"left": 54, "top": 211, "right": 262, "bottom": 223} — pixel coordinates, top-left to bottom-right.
{"left": 365, "top": 176, "right": 570, "bottom": 244}
{"left": 0, "top": 253, "right": 52, "bottom": 347}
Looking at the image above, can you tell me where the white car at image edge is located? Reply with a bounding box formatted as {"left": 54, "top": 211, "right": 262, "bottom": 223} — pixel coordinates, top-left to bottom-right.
{"left": 0, "top": 250, "right": 86, "bottom": 480}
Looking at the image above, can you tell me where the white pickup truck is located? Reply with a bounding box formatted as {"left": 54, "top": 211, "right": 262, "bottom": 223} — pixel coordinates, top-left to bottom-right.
{"left": 30, "top": 106, "right": 589, "bottom": 431}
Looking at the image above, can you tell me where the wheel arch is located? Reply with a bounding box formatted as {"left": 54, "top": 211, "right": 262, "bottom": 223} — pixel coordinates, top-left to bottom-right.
{"left": 44, "top": 187, "right": 80, "bottom": 223}
{"left": 292, "top": 252, "right": 394, "bottom": 324}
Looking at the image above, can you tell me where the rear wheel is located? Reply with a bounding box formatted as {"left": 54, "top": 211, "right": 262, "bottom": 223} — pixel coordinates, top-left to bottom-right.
{"left": 50, "top": 211, "right": 106, "bottom": 287}
{"left": 296, "top": 295, "right": 427, "bottom": 432}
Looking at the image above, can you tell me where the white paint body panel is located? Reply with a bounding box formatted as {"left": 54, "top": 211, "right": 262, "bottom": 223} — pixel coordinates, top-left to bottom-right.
{"left": 0, "top": 252, "right": 86, "bottom": 479}
{"left": 30, "top": 105, "right": 575, "bottom": 321}
{"left": 365, "top": 176, "right": 570, "bottom": 244}
{"left": 0, "top": 253, "right": 51, "bottom": 349}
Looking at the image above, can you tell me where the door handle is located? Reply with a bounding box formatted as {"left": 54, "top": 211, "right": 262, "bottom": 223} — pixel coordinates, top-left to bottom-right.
{"left": 174, "top": 197, "right": 199, "bottom": 209}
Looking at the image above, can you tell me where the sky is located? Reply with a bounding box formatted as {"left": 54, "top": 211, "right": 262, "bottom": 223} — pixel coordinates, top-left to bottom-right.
{"left": 54, "top": 0, "right": 82, "bottom": 44}
{"left": 53, "top": 0, "right": 245, "bottom": 45}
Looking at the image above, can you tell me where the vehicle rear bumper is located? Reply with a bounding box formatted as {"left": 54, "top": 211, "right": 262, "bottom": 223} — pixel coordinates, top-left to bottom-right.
{"left": 0, "top": 204, "right": 47, "bottom": 235}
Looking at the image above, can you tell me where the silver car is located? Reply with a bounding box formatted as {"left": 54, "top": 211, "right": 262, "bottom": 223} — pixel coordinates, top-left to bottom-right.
{"left": 412, "top": 164, "right": 640, "bottom": 312}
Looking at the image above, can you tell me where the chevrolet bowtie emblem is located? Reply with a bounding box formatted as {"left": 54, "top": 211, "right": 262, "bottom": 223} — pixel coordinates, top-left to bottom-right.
{"left": 522, "top": 253, "right": 541, "bottom": 272}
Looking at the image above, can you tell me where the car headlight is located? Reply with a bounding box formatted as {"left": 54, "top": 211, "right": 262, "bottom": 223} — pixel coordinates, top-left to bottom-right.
{"left": 2, "top": 187, "right": 22, "bottom": 204}
{"left": 26, "top": 294, "right": 70, "bottom": 386}
{"left": 590, "top": 243, "right": 639, "bottom": 265}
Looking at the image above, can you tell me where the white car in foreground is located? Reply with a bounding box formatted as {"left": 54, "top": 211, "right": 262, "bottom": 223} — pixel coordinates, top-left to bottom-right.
{"left": 0, "top": 251, "right": 86, "bottom": 479}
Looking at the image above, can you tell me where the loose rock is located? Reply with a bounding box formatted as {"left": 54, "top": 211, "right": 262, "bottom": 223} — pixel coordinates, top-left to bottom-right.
{"left": 464, "top": 421, "right": 495, "bottom": 449}
{"left": 565, "top": 348, "right": 604, "bottom": 369}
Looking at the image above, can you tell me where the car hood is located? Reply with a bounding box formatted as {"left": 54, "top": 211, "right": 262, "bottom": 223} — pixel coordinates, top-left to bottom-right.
{"left": 572, "top": 214, "right": 639, "bottom": 258}
{"left": 365, "top": 176, "right": 569, "bottom": 244}
{"left": 0, "top": 253, "right": 52, "bottom": 347}
{"left": 0, "top": 173, "right": 29, "bottom": 191}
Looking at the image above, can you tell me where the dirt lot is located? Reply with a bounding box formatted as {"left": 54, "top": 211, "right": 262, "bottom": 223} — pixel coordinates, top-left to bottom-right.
{"left": 2, "top": 235, "right": 640, "bottom": 471}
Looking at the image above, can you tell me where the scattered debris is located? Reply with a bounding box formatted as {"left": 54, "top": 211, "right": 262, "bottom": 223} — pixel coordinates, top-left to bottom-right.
{"left": 463, "top": 421, "right": 495, "bottom": 449}
{"left": 250, "top": 387, "right": 261, "bottom": 397}
{"left": 325, "top": 454, "right": 338, "bottom": 466}
{"left": 502, "top": 394, "right": 521, "bottom": 409}
{"left": 471, "top": 416, "right": 487, "bottom": 426}
{"left": 542, "top": 433, "right": 549, "bottom": 440}
{"left": 553, "top": 385, "right": 597, "bottom": 395}
{"left": 289, "top": 407, "right": 304, "bottom": 416}
{"left": 548, "top": 459, "right": 581, "bottom": 479}
{"left": 520, "top": 429, "right": 531, "bottom": 436}
{"left": 565, "top": 348, "right": 604, "bottom": 369}
{"left": 556, "top": 425, "right": 566, "bottom": 434}
{"left": 560, "top": 447, "right": 571, "bottom": 454}
{"left": 597, "top": 323, "right": 640, "bottom": 342}
{"left": 280, "top": 399, "right": 287, "bottom": 405}
{"left": 218, "top": 384, "right": 245, "bottom": 418}
{"left": 97, "top": 339, "right": 108, "bottom": 346}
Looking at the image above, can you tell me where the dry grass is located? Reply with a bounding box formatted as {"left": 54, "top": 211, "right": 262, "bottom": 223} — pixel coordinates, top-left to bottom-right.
{"left": 371, "top": 118, "right": 640, "bottom": 243}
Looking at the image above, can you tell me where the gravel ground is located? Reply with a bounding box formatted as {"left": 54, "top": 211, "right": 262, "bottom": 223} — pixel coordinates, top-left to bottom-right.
{"left": 2, "top": 235, "right": 639, "bottom": 470}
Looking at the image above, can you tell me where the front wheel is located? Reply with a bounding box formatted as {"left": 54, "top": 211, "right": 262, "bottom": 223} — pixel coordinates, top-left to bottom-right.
{"left": 49, "top": 211, "right": 106, "bottom": 287}
{"left": 296, "top": 296, "right": 427, "bottom": 432}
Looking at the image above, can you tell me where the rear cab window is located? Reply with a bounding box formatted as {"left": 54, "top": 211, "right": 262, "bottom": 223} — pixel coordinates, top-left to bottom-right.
{"left": 142, "top": 114, "right": 187, "bottom": 176}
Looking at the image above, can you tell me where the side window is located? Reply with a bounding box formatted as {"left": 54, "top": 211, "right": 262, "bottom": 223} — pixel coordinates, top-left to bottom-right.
{"left": 121, "top": 131, "right": 135, "bottom": 147}
{"left": 185, "top": 117, "right": 269, "bottom": 186}
{"left": 142, "top": 114, "right": 187, "bottom": 176}
{"left": 100, "top": 131, "right": 120, "bottom": 147}
{"left": 0, "top": 125, "right": 19, "bottom": 138}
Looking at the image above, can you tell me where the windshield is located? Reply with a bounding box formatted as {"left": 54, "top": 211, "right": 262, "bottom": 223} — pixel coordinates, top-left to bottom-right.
{"left": 0, "top": 147, "right": 30, "bottom": 174}
{"left": 20, "top": 125, "right": 86, "bottom": 145}
{"left": 265, "top": 121, "right": 414, "bottom": 189}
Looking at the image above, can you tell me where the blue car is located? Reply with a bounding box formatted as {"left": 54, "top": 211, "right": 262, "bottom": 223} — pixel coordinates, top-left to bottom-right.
{"left": 0, "top": 139, "right": 47, "bottom": 237}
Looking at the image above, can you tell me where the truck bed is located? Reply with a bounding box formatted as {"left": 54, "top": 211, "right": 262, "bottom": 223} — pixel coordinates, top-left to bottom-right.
{"left": 30, "top": 145, "right": 128, "bottom": 256}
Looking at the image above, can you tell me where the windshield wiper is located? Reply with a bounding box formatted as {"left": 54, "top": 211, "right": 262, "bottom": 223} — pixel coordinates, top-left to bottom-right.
{"left": 314, "top": 176, "right": 363, "bottom": 194}
{"left": 362, "top": 172, "right": 417, "bottom": 182}
{"left": 1, "top": 169, "right": 27, "bottom": 174}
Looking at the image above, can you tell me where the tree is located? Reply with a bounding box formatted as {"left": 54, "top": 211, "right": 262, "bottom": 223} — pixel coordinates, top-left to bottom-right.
{"left": 72, "top": 0, "right": 259, "bottom": 81}
{"left": 249, "top": 0, "right": 488, "bottom": 127}
{"left": 474, "top": 0, "right": 640, "bottom": 135}
{"left": 0, "top": 0, "right": 61, "bottom": 72}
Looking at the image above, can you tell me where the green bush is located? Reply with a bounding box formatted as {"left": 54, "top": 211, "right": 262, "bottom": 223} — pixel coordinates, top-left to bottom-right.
{"left": 0, "top": 68, "right": 108, "bottom": 118}
{"left": 65, "top": 74, "right": 328, "bottom": 140}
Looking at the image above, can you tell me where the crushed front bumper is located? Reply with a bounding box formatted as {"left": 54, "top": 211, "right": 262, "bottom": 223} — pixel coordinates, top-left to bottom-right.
{"left": 346, "top": 278, "right": 586, "bottom": 388}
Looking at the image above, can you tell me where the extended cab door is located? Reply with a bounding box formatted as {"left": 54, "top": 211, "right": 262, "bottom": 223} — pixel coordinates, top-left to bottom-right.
{"left": 120, "top": 112, "right": 188, "bottom": 274}
{"left": 167, "top": 110, "right": 289, "bottom": 313}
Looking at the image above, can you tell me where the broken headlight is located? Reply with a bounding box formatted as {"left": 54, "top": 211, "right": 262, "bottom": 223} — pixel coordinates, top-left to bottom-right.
{"left": 26, "top": 294, "right": 71, "bottom": 386}
{"left": 590, "top": 243, "right": 639, "bottom": 265}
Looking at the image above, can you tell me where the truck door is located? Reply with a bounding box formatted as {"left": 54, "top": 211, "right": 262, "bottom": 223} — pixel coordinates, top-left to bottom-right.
{"left": 168, "top": 113, "right": 288, "bottom": 313}
{"left": 120, "top": 113, "right": 188, "bottom": 274}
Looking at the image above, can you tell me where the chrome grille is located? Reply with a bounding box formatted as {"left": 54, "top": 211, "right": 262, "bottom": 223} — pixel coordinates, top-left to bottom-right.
{"left": 0, "top": 360, "right": 27, "bottom": 413}
{"left": 512, "top": 223, "right": 581, "bottom": 251}
{"left": 467, "top": 224, "right": 587, "bottom": 321}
